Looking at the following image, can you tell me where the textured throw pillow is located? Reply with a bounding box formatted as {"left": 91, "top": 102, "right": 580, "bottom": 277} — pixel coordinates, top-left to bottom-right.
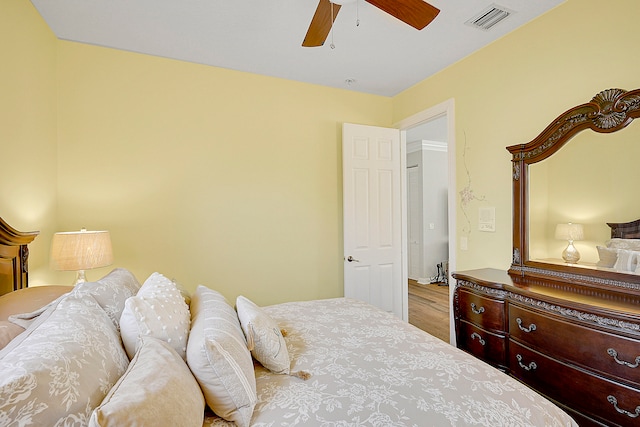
{"left": 72, "top": 268, "right": 141, "bottom": 329}
{"left": 0, "top": 294, "right": 129, "bottom": 425}
{"left": 236, "top": 295, "right": 290, "bottom": 374}
{"left": 187, "top": 286, "right": 257, "bottom": 427}
{"left": 120, "top": 272, "right": 191, "bottom": 360}
{"left": 596, "top": 246, "right": 618, "bottom": 268}
{"left": 89, "top": 336, "right": 204, "bottom": 427}
{"left": 613, "top": 249, "right": 639, "bottom": 272}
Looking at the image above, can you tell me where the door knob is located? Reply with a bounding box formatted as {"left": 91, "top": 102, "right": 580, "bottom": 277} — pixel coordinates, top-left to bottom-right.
{"left": 346, "top": 256, "right": 360, "bottom": 262}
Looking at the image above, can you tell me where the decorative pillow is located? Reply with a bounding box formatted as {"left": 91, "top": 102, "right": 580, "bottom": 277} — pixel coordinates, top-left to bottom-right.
{"left": 606, "top": 238, "right": 640, "bottom": 251}
{"left": 120, "top": 272, "right": 191, "bottom": 360}
{"left": 186, "top": 286, "right": 256, "bottom": 427}
{"left": 89, "top": 336, "right": 204, "bottom": 427}
{"left": 0, "top": 321, "right": 24, "bottom": 350}
{"left": 236, "top": 295, "right": 290, "bottom": 374}
{"left": 596, "top": 246, "right": 618, "bottom": 268}
{"left": 72, "top": 268, "right": 141, "bottom": 329}
{"left": 0, "top": 294, "right": 129, "bottom": 425}
{"left": 613, "top": 249, "right": 639, "bottom": 272}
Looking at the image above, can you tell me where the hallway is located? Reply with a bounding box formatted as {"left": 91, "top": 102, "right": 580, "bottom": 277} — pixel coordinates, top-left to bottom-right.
{"left": 408, "top": 279, "right": 450, "bottom": 342}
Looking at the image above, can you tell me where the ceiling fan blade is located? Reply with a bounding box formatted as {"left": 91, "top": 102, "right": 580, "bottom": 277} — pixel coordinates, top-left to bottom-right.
{"left": 365, "top": 0, "right": 439, "bottom": 30}
{"left": 302, "top": 0, "right": 341, "bottom": 47}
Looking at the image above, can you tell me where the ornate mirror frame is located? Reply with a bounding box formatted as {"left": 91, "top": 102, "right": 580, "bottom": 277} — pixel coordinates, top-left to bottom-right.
{"left": 507, "top": 88, "right": 640, "bottom": 294}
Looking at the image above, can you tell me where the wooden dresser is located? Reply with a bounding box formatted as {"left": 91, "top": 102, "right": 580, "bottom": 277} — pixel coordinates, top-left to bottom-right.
{"left": 452, "top": 88, "right": 640, "bottom": 426}
{"left": 453, "top": 268, "right": 640, "bottom": 426}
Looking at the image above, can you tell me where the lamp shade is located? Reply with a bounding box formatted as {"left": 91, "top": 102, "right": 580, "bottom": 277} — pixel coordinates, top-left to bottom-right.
{"left": 554, "top": 223, "right": 584, "bottom": 241}
{"left": 50, "top": 229, "right": 113, "bottom": 271}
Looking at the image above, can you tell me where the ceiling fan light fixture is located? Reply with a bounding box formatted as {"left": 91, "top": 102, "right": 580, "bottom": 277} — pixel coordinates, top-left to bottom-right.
{"left": 302, "top": 0, "right": 439, "bottom": 47}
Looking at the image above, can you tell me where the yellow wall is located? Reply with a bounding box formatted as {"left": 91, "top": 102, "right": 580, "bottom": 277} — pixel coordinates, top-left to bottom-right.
{"left": 5, "top": 0, "right": 640, "bottom": 303}
{"left": 0, "top": 0, "right": 58, "bottom": 283}
{"left": 54, "top": 42, "right": 392, "bottom": 303}
{"left": 393, "top": 0, "right": 640, "bottom": 272}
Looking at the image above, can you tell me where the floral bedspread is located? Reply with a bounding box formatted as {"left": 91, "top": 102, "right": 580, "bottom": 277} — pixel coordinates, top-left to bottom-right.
{"left": 205, "top": 298, "right": 577, "bottom": 427}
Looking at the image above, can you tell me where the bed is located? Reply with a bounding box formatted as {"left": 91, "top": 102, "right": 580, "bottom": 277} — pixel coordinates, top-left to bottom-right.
{"left": 0, "top": 218, "right": 577, "bottom": 426}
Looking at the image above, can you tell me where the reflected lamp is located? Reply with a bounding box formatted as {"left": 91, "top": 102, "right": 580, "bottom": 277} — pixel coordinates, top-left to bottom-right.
{"left": 555, "top": 223, "right": 584, "bottom": 264}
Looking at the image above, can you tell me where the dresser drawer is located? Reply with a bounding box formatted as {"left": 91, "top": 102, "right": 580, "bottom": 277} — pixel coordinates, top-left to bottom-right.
{"left": 509, "top": 340, "right": 640, "bottom": 426}
{"left": 509, "top": 303, "right": 640, "bottom": 387}
{"left": 457, "top": 289, "right": 505, "bottom": 332}
{"left": 457, "top": 320, "right": 507, "bottom": 369}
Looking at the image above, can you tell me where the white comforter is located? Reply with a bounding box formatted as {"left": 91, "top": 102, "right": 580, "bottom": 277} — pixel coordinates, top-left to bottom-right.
{"left": 205, "top": 298, "right": 576, "bottom": 426}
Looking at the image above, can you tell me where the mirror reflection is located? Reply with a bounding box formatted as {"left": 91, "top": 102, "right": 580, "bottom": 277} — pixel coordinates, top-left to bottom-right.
{"left": 528, "top": 122, "right": 640, "bottom": 273}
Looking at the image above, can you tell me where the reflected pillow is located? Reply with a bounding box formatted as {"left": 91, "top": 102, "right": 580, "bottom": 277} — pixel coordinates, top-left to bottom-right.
{"left": 606, "top": 238, "right": 640, "bottom": 251}
{"left": 596, "top": 246, "right": 618, "bottom": 268}
{"left": 613, "top": 249, "right": 639, "bottom": 272}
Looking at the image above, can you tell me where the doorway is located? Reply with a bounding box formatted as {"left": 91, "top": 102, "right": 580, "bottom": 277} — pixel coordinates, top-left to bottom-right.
{"left": 395, "top": 99, "right": 456, "bottom": 344}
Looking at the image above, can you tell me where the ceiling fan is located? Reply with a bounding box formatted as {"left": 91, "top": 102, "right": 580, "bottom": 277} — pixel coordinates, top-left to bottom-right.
{"left": 302, "top": 0, "right": 440, "bottom": 47}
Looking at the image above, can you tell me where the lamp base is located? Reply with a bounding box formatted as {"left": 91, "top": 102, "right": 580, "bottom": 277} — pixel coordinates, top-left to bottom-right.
{"left": 562, "top": 241, "right": 581, "bottom": 264}
{"left": 73, "top": 270, "right": 87, "bottom": 286}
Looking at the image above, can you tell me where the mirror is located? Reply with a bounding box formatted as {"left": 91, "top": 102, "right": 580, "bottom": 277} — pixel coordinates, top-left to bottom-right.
{"left": 529, "top": 125, "right": 640, "bottom": 266}
{"left": 508, "top": 88, "right": 640, "bottom": 289}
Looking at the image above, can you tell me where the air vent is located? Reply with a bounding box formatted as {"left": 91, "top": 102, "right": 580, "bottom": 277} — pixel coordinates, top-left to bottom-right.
{"left": 465, "top": 4, "right": 514, "bottom": 31}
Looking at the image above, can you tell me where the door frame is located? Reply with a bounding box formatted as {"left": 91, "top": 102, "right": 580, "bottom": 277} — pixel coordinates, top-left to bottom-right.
{"left": 394, "top": 98, "right": 456, "bottom": 344}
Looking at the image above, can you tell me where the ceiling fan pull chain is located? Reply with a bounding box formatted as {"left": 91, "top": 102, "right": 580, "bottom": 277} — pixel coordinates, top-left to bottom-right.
{"left": 356, "top": 0, "right": 360, "bottom": 26}
{"left": 330, "top": 1, "right": 336, "bottom": 49}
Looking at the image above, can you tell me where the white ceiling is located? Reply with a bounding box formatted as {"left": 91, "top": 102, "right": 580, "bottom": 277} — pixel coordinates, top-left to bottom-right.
{"left": 30, "top": 0, "right": 565, "bottom": 97}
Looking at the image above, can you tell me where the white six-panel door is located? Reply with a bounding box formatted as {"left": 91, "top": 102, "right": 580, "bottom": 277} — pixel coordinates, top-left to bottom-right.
{"left": 343, "top": 123, "right": 403, "bottom": 318}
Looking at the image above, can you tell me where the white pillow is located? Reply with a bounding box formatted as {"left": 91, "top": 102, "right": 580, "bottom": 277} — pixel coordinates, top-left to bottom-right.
{"left": 186, "top": 286, "right": 256, "bottom": 427}
{"left": 89, "top": 336, "right": 204, "bottom": 427}
{"left": 72, "top": 268, "right": 141, "bottom": 329}
{"left": 119, "top": 272, "right": 191, "bottom": 360}
{"left": 236, "top": 295, "right": 290, "bottom": 374}
{"left": 596, "top": 246, "right": 618, "bottom": 268}
{"left": 613, "top": 249, "right": 639, "bottom": 272}
{"left": 0, "top": 294, "right": 129, "bottom": 425}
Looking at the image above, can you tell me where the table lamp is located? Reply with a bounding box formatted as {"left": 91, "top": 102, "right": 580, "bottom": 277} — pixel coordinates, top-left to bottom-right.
{"left": 50, "top": 228, "right": 113, "bottom": 285}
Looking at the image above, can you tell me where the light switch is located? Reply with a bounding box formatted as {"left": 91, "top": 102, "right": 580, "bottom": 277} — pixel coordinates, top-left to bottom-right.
{"left": 478, "top": 207, "right": 496, "bottom": 232}
{"left": 460, "top": 236, "right": 468, "bottom": 251}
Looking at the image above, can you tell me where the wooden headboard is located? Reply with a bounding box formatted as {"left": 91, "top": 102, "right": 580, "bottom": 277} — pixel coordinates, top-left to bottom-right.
{"left": 0, "top": 217, "right": 39, "bottom": 296}
{"left": 607, "top": 219, "right": 640, "bottom": 239}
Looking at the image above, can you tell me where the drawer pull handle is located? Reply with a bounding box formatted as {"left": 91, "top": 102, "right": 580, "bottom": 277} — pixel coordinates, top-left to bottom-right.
{"left": 607, "top": 395, "right": 640, "bottom": 418}
{"left": 470, "top": 332, "right": 486, "bottom": 346}
{"left": 516, "top": 318, "right": 537, "bottom": 333}
{"left": 470, "top": 303, "right": 485, "bottom": 315}
{"left": 607, "top": 348, "right": 640, "bottom": 369}
{"left": 516, "top": 354, "right": 537, "bottom": 371}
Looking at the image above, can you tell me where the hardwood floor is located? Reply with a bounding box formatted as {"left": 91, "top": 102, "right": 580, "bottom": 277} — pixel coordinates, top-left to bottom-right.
{"left": 408, "top": 279, "right": 450, "bottom": 342}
